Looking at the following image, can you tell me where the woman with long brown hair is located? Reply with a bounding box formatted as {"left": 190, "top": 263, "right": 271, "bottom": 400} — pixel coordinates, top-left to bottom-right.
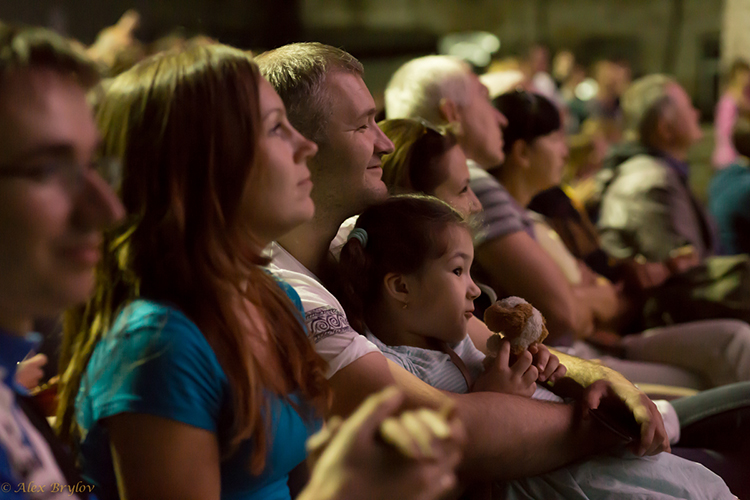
{"left": 55, "top": 43, "right": 329, "bottom": 500}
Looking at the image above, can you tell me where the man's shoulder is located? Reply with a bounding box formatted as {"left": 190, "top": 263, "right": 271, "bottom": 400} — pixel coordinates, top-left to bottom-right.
{"left": 265, "top": 242, "right": 381, "bottom": 375}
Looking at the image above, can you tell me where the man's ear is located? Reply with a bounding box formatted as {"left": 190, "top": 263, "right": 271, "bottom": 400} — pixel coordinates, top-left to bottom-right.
{"left": 439, "top": 97, "right": 461, "bottom": 124}
{"left": 383, "top": 272, "right": 410, "bottom": 305}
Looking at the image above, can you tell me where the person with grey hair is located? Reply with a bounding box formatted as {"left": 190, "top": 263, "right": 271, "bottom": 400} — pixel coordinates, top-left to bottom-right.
{"left": 257, "top": 43, "right": 674, "bottom": 489}
{"left": 597, "top": 74, "right": 710, "bottom": 262}
{"left": 385, "top": 55, "right": 507, "bottom": 170}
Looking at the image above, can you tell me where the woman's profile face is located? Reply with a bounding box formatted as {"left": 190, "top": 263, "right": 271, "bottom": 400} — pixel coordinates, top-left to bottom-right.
{"left": 526, "top": 128, "right": 568, "bottom": 194}
{"left": 242, "top": 78, "right": 318, "bottom": 245}
{"left": 431, "top": 145, "right": 481, "bottom": 218}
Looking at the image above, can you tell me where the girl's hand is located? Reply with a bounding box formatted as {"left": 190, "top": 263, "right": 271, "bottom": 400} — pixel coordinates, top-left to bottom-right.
{"left": 473, "top": 340, "right": 538, "bottom": 397}
{"left": 528, "top": 343, "right": 566, "bottom": 383}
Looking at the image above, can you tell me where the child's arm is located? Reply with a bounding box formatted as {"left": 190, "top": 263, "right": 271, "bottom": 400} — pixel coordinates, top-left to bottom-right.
{"left": 471, "top": 339, "right": 538, "bottom": 397}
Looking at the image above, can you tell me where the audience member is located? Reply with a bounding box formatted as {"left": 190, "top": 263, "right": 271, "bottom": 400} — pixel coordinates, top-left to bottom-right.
{"left": 593, "top": 76, "right": 750, "bottom": 324}
{"left": 83, "top": 10, "right": 142, "bottom": 74}
{"left": 713, "top": 59, "right": 750, "bottom": 169}
{"left": 0, "top": 23, "right": 124, "bottom": 498}
{"left": 55, "top": 43, "right": 463, "bottom": 500}
{"left": 524, "top": 43, "right": 558, "bottom": 104}
{"left": 259, "top": 43, "right": 671, "bottom": 487}
{"left": 586, "top": 59, "right": 630, "bottom": 137}
{"left": 558, "top": 60, "right": 589, "bottom": 134}
{"left": 378, "top": 119, "right": 481, "bottom": 217}
{"left": 709, "top": 117, "right": 750, "bottom": 254}
{"left": 551, "top": 50, "right": 575, "bottom": 89}
{"left": 597, "top": 74, "right": 711, "bottom": 262}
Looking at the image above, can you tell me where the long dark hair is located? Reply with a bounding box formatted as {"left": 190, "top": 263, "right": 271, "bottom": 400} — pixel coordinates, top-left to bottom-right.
{"left": 493, "top": 90, "right": 561, "bottom": 157}
{"left": 337, "top": 195, "right": 469, "bottom": 334}
{"left": 57, "top": 43, "right": 329, "bottom": 473}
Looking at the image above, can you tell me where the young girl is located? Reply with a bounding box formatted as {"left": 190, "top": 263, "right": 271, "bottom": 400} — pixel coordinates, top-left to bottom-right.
{"left": 338, "top": 195, "right": 563, "bottom": 399}
{"left": 336, "top": 195, "right": 735, "bottom": 499}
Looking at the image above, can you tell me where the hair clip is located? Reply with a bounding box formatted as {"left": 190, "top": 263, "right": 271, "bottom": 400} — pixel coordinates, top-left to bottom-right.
{"left": 348, "top": 227, "right": 368, "bottom": 248}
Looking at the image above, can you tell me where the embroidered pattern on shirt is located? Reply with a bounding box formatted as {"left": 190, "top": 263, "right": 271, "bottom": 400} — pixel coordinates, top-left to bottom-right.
{"left": 305, "top": 307, "right": 351, "bottom": 343}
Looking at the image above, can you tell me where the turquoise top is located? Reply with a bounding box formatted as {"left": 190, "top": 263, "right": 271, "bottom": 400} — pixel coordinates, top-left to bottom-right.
{"left": 76, "top": 283, "right": 320, "bottom": 500}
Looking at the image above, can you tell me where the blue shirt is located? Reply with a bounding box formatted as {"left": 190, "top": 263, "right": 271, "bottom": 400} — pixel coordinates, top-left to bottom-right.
{"left": 708, "top": 160, "right": 750, "bottom": 255}
{"left": 76, "top": 283, "right": 321, "bottom": 500}
{"left": 1, "top": 330, "right": 92, "bottom": 499}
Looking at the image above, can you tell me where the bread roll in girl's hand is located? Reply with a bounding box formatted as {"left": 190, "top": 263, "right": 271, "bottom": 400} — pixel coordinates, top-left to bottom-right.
{"left": 484, "top": 297, "right": 549, "bottom": 355}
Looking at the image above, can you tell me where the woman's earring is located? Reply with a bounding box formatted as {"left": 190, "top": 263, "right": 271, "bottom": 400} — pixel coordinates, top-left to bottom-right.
{"left": 402, "top": 302, "right": 408, "bottom": 310}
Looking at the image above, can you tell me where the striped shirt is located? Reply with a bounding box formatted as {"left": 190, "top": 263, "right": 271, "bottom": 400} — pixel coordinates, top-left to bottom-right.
{"left": 469, "top": 162, "right": 534, "bottom": 245}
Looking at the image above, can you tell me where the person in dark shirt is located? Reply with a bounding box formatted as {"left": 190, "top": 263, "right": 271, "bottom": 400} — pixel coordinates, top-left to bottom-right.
{"left": 709, "top": 117, "right": 750, "bottom": 254}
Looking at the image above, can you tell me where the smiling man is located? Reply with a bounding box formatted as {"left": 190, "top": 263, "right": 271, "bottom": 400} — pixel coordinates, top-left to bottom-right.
{"left": 257, "top": 44, "right": 394, "bottom": 387}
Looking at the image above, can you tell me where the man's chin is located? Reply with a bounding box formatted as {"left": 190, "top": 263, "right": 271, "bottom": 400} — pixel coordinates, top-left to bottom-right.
{"left": 354, "top": 183, "right": 389, "bottom": 213}
{"left": 371, "top": 183, "right": 389, "bottom": 202}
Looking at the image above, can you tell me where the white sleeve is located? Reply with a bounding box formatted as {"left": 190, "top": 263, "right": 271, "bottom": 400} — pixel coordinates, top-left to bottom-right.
{"left": 274, "top": 267, "right": 379, "bottom": 378}
{"left": 305, "top": 305, "right": 380, "bottom": 378}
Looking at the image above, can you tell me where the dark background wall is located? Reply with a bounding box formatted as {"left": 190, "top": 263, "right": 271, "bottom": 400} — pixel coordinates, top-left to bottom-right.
{"left": 0, "top": 0, "right": 723, "bottom": 114}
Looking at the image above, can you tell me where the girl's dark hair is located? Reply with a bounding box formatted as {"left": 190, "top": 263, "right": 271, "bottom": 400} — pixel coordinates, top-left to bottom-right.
{"left": 493, "top": 90, "right": 561, "bottom": 157}
{"left": 338, "top": 195, "right": 469, "bottom": 334}
{"left": 379, "top": 118, "right": 458, "bottom": 195}
{"left": 57, "top": 44, "right": 329, "bottom": 473}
